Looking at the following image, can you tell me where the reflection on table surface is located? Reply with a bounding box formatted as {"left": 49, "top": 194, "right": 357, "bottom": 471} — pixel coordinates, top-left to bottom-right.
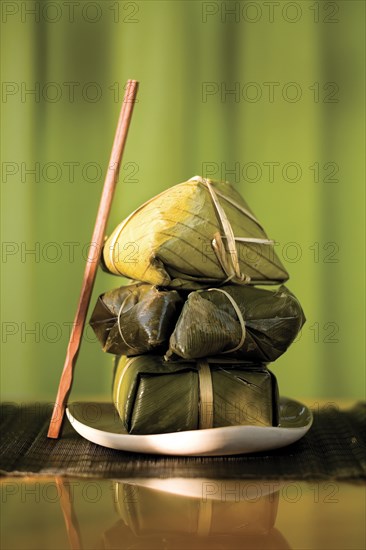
{"left": 1, "top": 477, "right": 365, "bottom": 550}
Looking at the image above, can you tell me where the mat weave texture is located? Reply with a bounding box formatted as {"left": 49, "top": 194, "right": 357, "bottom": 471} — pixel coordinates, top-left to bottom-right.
{"left": 1, "top": 402, "right": 365, "bottom": 480}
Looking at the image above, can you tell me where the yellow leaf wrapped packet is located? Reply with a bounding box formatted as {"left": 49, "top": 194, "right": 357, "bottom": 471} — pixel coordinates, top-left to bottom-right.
{"left": 102, "top": 176, "right": 288, "bottom": 289}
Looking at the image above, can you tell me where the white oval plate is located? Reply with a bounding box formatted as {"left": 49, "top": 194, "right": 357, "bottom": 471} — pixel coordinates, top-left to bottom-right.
{"left": 66, "top": 398, "right": 312, "bottom": 456}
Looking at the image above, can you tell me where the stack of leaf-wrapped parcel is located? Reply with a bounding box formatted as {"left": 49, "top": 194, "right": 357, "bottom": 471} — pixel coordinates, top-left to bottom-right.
{"left": 90, "top": 176, "right": 305, "bottom": 435}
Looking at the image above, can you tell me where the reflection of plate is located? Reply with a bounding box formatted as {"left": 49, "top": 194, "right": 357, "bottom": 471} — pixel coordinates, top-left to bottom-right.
{"left": 114, "top": 478, "right": 283, "bottom": 501}
{"left": 66, "top": 398, "right": 312, "bottom": 456}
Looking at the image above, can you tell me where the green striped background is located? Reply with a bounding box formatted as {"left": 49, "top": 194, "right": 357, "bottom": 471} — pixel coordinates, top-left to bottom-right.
{"left": 1, "top": 1, "right": 365, "bottom": 401}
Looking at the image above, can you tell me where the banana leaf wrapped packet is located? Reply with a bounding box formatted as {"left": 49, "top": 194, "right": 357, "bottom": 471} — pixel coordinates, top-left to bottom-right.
{"left": 90, "top": 282, "right": 304, "bottom": 361}
{"left": 102, "top": 176, "right": 288, "bottom": 289}
{"left": 89, "top": 283, "right": 183, "bottom": 355}
{"left": 167, "top": 285, "right": 305, "bottom": 362}
{"left": 113, "top": 355, "right": 279, "bottom": 434}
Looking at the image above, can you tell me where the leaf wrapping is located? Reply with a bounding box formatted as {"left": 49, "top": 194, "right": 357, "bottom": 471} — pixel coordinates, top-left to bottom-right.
{"left": 113, "top": 355, "right": 279, "bottom": 434}
{"left": 90, "top": 283, "right": 304, "bottom": 362}
{"left": 167, "top": 285, "right": 305, "bottom": 362}
{"left": 89, "top": 283, "right": 183, "bottom": 355}
{"left": 102, "top": 177, "right": 288, "bottom": 289}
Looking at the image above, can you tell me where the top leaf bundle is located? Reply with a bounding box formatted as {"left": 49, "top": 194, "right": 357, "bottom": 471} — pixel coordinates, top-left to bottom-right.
{"left": 102, "top": 176, "right": 288, "bottom": 289}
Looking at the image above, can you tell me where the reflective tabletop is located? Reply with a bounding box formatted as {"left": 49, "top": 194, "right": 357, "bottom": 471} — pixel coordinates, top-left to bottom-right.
{"left": 1, "top": 477, "right": 364, "bottom": 549}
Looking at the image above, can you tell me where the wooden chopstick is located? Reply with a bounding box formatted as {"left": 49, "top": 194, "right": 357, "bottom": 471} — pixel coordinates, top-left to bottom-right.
{"left": 47, "top": 80, "right": 139, "bottom": 439}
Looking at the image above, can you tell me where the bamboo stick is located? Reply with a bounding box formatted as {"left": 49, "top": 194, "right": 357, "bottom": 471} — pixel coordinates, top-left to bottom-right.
{"left": 47, "top": 80, "right": 139, "bottom": 438}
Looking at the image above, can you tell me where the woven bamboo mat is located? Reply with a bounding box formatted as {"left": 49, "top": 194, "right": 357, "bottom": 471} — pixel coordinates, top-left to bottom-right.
{"left": 1, "top": 402, "right": 365, "bottom": 480}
